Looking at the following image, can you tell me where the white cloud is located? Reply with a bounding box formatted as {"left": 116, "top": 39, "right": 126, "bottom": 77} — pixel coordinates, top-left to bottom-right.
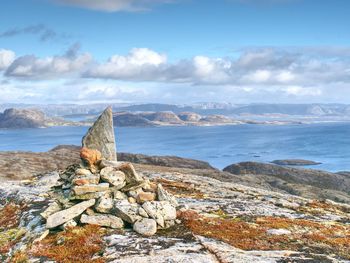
{"left": 3, "top": 46, "right": 350, "bottom": 104}
{"left": 0, "top": 49, "right": 15, "bottom": 70}
{"left": 52, "top": 0, "right": 174, "bottom": 12}
{"left": 85, "top": 48, "right": 167, "bottom": 81}
{"left": 5, "top": 45, "right": 91, "bottom": 79}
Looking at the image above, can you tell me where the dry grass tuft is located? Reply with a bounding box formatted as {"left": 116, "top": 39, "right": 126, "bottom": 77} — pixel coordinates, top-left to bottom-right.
{"left": 0, "top": 203, "right": 23, "bottom": 230}
{"left": 30, "top": 225, "right": 106, "bottom": 263}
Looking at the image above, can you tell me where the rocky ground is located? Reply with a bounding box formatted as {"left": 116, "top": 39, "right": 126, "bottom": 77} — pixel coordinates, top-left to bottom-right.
{"left": 1, "top": 162, "right": 350, "bottom": 262}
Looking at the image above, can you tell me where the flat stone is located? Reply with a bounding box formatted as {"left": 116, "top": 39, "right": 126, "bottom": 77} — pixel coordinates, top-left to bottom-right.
{"left": 133, "top": 218, "right": 157, "bottom": 236}
{"left": 157, "top": 183, "right": 178, "bottom": 207}
{"left": 100, "top": 167, "right": 126, "bottom": 189}
{"left": 71, "top": 174, "right": 100, "bottom": 186}
{"left": 114, "top": 200, "right": 142, "bottom": 224}
{"left": 80, "top": 214, "right": 124, "bottom": 229}
{"left": 46, "top": 199, "right": 95, "bottom": 229}
{"left": 69, "top": 191, "right": 110, "bottom": 200}
{"left": 75, "top": 168, "right": 92, "bottom": 176}
{"left": 40, "top": 202, "right": 62, "bottom": 219}
{"left": 121, "top": 180, "right": 146, "bottom": 192}
{"left": 95, "top": 195, "right": 114, "bottom": 213}
{"left": 72, "top": 183, "right": 109, "bottom": 195}
{"left": 82, "top": 107, "right": 117, "bottom": 161}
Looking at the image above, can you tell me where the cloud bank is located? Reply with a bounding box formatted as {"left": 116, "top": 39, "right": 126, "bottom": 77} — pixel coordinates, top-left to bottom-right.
{"left": 1, "top": 46, "right": 350, "bottom": 103}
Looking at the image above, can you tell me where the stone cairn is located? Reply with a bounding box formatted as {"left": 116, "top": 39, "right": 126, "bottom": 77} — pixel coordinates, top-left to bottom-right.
{"left": 41, "top": 107, "right": 178, "bottom": 236}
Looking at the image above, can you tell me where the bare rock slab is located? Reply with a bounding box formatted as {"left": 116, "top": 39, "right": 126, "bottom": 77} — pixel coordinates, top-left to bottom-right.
{"left": 82, "top": 107, "right": 117, "bottom": 161}
{"left": 46, "top": 199, "right": 95, "bottom": 229}
{"left": 81, "top": 214, "right": 124, "bottom": 229}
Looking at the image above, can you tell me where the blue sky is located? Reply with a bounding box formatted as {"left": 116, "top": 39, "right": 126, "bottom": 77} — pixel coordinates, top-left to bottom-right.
{"left": 1, "top": 0, "right": 350, "bottom": 104}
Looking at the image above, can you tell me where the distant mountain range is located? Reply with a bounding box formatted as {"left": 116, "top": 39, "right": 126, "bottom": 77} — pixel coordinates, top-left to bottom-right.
{"left": 2, "top": 103, "right": 350, "bottom": 117}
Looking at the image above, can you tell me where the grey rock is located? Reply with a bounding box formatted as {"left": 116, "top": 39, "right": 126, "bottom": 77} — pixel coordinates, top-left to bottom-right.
{"left": 100, "top": 167, "right": 126, "bottom": 189}
{"left": 113, "top": 190, "right": 128, "bottom": 200}
{"left": 69, "top": 191, "right": 110, "bottom": 200}
{"left": 80, "top": 214, "right": 124, "bottom": 229}
{"left": 138, "top": 207, "right": 149, "bottom": 218}
{"left": 142, "top": 201, "right": 176, "bottom": 227}
{"left": 46, "top": 199, "right": 95, "bottom": 229}
{"left": 61, "top": 219, "right": 77, "bottom": 230}
{"left": 75, "top": 168, "right": 93, "bottom": 176}
{"left": 133, "top": 218, "right": 157, "bottom": 236}
{"left": 82, "top": 107, "right": 117, "bottom": 161}
{"left": 267, "top": 229, "right": 292, "bottom": 235}
{"left": 157, "top": 183, "right": 178, "bottom": 207}
{"left": 95, "top": 195, "right": 114, "bottom": 213}
{"left": 114, "top": 200, "right": 142, "bottom": 224}
{"left": 40, "top": 202, "right": 61, "bottom": 219}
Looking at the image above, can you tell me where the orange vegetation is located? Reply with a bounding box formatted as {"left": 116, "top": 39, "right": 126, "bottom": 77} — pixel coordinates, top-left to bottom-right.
{"left": 0, "top": 203, "right": 23, "bottom": 229}
{"left": 30, "top": 225, "right": 106, "bottom": 263}
{"left": 178, "top": 210, "right": 350, "bottom": 259}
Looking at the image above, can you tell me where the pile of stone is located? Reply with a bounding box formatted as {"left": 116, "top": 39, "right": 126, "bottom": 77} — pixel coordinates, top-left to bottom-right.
{"left": 41, "top": 107, "right": 178, "bottom": 236}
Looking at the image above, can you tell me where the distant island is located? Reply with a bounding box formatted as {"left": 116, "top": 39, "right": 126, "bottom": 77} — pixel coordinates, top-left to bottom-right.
{"left": 0, "top": 108, "right": 302, "bottom": 129}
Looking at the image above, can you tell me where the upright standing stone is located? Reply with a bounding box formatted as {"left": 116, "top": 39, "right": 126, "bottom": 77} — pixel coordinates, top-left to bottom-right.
{"left": 82, "top": 107, "right": 117, "bottom": 161}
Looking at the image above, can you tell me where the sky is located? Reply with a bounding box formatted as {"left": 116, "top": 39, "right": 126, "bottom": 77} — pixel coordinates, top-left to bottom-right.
{"left": 0, "top": 0, "right": 350, "bottom": 105}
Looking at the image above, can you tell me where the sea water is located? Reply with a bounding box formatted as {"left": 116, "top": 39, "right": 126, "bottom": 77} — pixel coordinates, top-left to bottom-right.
{"left": 0, "top": 123, "right": 350, "bottom": 172}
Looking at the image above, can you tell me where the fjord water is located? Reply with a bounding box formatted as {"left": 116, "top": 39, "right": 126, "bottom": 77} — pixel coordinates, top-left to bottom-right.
{"left": 0, "top": 123, "right": 350, "bottom": 172}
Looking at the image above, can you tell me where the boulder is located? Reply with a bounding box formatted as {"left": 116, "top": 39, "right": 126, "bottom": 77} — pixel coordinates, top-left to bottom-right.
{"left": 80, "top": 214, "right": 124, "bottom": 229}
{"left": 95, "top": 195, "right": 114, "bottom": 213}
{"left": 82, "top": 107, "right": 117, "bottom": 161}
{"left": 46, "top": 199, "right": 95, "bottom": 229}
{"left": 100, "top": 167, "right": 126, "bottom": 189}
{"left": 114, "top": 200, "right": 142, "bottom": 224}
{"left": 133, "top": 218, "right": 157, "bottom": 236}
{"left": 71, "top": 174, "right": 100, "bottom": 186}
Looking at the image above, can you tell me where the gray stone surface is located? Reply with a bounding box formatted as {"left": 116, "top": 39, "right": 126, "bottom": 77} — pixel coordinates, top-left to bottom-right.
{"left": 46, "top": 199, "right": 95, "bottom": 228}
{"left": 133, "top": 218, "right": 157, "bottom": 236}
{"left": 82, "top": 107, "right": 117, "bottom": 161}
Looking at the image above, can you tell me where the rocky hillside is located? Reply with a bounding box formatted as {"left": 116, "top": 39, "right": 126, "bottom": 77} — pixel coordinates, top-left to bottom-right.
{"left": 0, "top": 108, "right": 73, "bottom": 129}
{"left": 113, "top": 111, "right": 243, "bottom": 127}
{"left": 0, "top": 145, "right": 215, "bottom": 181}
{"left": 0, "top": 108, "right": 49, "bottom": 128}
{"left": 224, "top": 161, "right": 350, "bottom": 203}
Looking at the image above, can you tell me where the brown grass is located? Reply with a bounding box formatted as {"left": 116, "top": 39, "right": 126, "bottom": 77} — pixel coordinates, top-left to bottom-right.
{"left": 0, "top": 203, "right": 23, "bottom": 230}
{"left": 30, "top": 225, "right": 106, "bottom": 263}
{"left": 178, "top": 210, "right": 350, "bottom": 259}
